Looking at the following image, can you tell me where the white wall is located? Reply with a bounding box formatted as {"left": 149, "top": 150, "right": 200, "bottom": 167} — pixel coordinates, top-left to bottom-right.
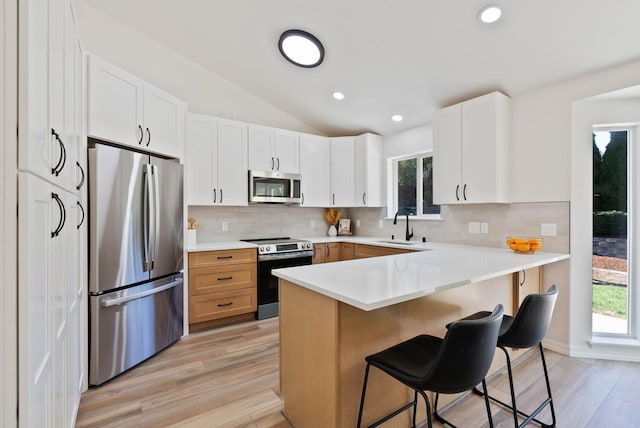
{"left": 72, "top": 1, "right": 322, "bottom": 134}
{"left": 571, "top": 95, "right": 640, "bottom": 361}
{"left": 2, "top": 0, "right": 18, "bottom": 425}
{"left": 511, "top": 59, "right": 640, "bottom": 359}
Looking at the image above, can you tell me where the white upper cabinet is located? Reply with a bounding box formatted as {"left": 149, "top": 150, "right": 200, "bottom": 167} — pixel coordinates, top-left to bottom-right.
{"left": 354, "top": 133, "right": 384, "bottom": 207}
{"left": 299, "top": 133, "right": 330, "bottom": 207}
{"left": 248, "top": 125, "right": 299, "bottom": 173}
{"left": 330, "top": 137, "right": 356, "bottom": 207}
{"left": 87, "top": 55, "right": 186, "bottom": 159}
{"left": 186, "top": 114, "right": 248, "bottom": 206}
{"left": 433, "top": 91, "right": 510, "bottom": 204}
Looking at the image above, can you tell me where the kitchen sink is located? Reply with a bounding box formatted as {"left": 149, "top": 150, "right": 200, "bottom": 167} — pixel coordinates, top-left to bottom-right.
{"left": 375, "top": 240, "right": 422, "bottom": 246}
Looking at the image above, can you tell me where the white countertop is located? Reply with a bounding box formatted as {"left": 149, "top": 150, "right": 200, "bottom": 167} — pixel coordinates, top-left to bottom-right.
{"left": 185, "top": 241, "right": 258, "bottom": 252}
{"left": 273, "top": 242, "right": 569, "bottom": 311}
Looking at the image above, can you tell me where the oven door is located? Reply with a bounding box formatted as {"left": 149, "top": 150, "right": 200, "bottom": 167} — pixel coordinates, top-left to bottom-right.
{"left": 257, "top": 252, "right": 312, "bottom": 319}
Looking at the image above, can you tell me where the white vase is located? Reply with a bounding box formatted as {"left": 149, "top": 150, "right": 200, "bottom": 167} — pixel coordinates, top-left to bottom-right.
{"left": 185, "top": 229, "right": 197, "bottom": 247}
{"left": 328, "top": 225, "right": 337, "bottom": 237}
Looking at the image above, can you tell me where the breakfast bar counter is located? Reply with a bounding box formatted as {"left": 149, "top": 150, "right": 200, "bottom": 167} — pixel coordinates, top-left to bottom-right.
{"left": 273, "top": 243, "right": 569, "bottom": 428}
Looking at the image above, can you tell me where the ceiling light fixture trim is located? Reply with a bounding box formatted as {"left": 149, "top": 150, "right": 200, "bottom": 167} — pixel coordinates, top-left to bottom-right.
{"left": 392, "top": 114, "right": 403, "bottom": 122}
{"left": 278, "top": 29, "right": 325, "bottom": 68}
{"left": 332, "top": 91, "right": 345, "bottom": 100}
{"left": 479, "top": 5, "right": 502, "bottom": 23}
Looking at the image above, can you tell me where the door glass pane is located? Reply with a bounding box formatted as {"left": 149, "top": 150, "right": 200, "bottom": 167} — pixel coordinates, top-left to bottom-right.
{"left": 397, "top": 158, "right": 416, "bottom": 215}
{"left": 592, "top": 130, "right": 629, "bottom": 335}
{"left": 422, "top": 157, "right": 440, "bottom": 215}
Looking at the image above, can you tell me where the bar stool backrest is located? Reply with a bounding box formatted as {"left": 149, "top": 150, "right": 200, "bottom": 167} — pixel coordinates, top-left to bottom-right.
{"left": 424, "top": 304, "right": 503, "bottom": 394}
{"left": 500, "top": 284, "right": 559, "bottom": 349}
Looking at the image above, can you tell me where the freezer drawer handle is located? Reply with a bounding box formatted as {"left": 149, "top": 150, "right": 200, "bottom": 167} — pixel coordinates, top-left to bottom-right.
{"left": 217, "top": 302, "right": 233, "bottom": 307}
{"left": 101, "top": 279, "right": 182, "bottom": 307}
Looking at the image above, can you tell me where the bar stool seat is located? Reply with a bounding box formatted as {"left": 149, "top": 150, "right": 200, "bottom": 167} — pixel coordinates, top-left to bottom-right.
{"left": 357, "top": 304, "right": 504, "bottom": 428}
{"left": 457, "top": 285, "right": 559, "bottom": 428}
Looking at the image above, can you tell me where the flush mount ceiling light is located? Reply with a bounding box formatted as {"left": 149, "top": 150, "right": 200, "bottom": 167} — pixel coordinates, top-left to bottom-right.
{"left": 332, "top": 91, "right": 345, "bottom": 100}
{"left": 278, "top": 29, "right": 325, "bottom": 68}
{"left": 391, "top": 114, "right": 403, "bottom": 122}
{"left": 479, "top": 5, "right": 502, "bottom": 23}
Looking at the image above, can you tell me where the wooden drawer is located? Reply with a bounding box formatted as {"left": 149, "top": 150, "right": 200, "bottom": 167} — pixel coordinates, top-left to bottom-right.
{"left": 189, "top": 263, "right": 256, "bottom": 296}
{"left": 189, "top": 287, "right": 257, "bottom": 324}
{"left": 354, "top": 244, "right": 411, "bottom": 259}
{"left": 188, "top": 248, "right": 257, "bottom": 268}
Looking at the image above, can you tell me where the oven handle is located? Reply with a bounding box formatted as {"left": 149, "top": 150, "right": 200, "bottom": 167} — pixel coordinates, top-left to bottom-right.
{"left": 258, "top": 250, "right": 314, "bottom": 262}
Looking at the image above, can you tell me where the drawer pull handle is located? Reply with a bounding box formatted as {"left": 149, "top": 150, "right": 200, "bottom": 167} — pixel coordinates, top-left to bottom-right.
{"left": 217, "top": 255, "right": 233, "bottom": 259}
{"left": 217, "top": 276, "right": 233, "bottom": 281}
{"left": 217, "top": 302, "right": 233, "bottom": 307}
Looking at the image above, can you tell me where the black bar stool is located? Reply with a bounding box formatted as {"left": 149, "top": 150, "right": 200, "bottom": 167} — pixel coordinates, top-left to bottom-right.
{"left": 459, "top": 285, "right": 559, "bottom": 427}
{"left": 356, "top": 304, "right": 504, "bottom": 428}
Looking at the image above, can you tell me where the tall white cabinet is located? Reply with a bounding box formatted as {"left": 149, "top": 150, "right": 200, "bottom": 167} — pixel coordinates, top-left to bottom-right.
{"left": 186, "top": 114, "right": 248, "bottom": 206}
{"left": 330, "top": 137, "right": 356, "bottom": 207}
{"left": 299, "top": 133, "right": 330, "bottom": 207}
{"left": 18, "top": 0, "right": 85, "bottom": 426}
{"left": 433, "top": 91, "right": 511, "bottom": 204}
{"left": 354, "top": 133, "right": 384, "bottom": 207}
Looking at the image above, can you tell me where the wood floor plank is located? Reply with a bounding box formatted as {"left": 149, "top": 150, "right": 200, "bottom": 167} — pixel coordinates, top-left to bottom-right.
{"left": 76, "top": 317, "right": 640, "bottom": 428}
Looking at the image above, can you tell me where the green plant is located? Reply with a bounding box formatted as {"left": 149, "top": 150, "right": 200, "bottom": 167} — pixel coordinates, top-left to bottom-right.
{"left": 592, "top": 284, "right": 627, "bottom": 318}
{"left": 593, "top": 210, "right": 627, "bottom": 238}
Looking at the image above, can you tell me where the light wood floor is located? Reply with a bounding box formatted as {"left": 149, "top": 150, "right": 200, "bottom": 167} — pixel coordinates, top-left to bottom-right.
{"left": 76, "top": 318, "right": 640, "bottom": 427}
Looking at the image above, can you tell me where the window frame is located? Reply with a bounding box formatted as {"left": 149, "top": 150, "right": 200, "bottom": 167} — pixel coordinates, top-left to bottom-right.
{"left": 387, "top": 151, "right": 442, "bottom": 220}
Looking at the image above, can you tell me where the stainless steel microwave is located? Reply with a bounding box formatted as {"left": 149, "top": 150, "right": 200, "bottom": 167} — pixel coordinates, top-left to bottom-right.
{"left": 249, "top": 170, "right": 302, "bottom": 204}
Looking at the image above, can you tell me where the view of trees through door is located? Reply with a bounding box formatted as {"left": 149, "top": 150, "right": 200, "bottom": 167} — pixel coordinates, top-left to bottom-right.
{"left": 592, "top": 129, "right": 630, "bottom": 335}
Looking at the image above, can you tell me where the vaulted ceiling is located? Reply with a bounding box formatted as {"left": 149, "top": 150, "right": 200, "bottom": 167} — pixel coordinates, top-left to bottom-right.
{"left": 82, "top": 0, "right": 640, "bottom": 136}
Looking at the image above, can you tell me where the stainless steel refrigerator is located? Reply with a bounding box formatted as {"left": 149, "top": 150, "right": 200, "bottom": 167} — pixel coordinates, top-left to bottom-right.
{"left": 88, "top": 142, "right": 184, "bottom": 385}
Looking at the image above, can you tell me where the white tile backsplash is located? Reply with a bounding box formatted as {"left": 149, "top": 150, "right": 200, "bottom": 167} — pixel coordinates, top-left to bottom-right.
{"left": 188, "top": 202, "right": 570, "bottom": 253}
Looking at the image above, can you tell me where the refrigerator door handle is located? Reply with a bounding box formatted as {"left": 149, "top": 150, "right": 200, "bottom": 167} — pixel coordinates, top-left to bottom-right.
{"left": 142, "top": 164, "right": 152, "bottom": 271}
{"left": 100, "top": 278, "right": 183, "bottom": 307}
{"left": 150, "top": 164, "right": 160, "bottom": 270}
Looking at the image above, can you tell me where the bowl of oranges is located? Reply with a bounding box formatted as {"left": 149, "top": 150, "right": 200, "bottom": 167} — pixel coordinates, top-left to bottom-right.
{"left": 506, "top": 237, "right": 543, "bottom": 254}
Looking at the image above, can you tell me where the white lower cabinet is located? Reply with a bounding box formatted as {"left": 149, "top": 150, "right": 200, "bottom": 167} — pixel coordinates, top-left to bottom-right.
{"left": 299, "top": 133, "right": 330, "bottom": 207}
{"left": 330, "top": 136, "right": 356, "bottom": 206}
{"left": 186, "top": 114, "right": 248, "bottom": 206}
{"left": 18, "top": 173, "right": 83, "bottom": 427}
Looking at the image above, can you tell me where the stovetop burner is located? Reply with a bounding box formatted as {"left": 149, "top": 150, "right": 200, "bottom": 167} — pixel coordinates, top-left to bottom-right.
{"left": 241, "top": 237, "right": 313, "bottom": 256}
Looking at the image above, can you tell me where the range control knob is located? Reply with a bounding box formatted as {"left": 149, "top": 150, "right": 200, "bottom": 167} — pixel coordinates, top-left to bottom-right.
{"left": 265, "top": 246, "right": 271, "bottom": 252}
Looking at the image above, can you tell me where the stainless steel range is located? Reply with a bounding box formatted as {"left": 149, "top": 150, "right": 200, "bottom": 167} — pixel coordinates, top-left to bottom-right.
{"left": 241, "top": 237, "right": 314, "bottom": 319}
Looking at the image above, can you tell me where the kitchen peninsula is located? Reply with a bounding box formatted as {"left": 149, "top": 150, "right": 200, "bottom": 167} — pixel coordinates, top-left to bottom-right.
{"left": 273, "top": 242, "right": 569, "bottom": 428}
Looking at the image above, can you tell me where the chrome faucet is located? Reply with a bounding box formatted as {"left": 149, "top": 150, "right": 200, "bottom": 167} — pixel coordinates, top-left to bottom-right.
{"left": 393, "top": 210, "right": 414, "bottom": 241}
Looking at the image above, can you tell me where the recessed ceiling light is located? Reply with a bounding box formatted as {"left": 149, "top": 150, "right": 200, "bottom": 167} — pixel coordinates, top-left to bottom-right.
{"left": 332, "top": 91, "right": 345, "bottom": 100}
{"left": 278, "top": 29, "right": 324, "bottom": 68}
{"left": 392, "top": 115, "right": 403, "bottom": 122}
{"left": 479, "top": 5, "right": 502, "bottom": 23}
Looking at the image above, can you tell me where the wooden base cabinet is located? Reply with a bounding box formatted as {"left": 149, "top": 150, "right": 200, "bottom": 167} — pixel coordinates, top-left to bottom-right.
{"left": 312, "top": 243, "right": 341, "bottom": 264}
{"left": 354, "top": 244, "right": 411, "bottom": 259}
{"left": 188, "top": 249, "right": 257, "bottom": 330}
